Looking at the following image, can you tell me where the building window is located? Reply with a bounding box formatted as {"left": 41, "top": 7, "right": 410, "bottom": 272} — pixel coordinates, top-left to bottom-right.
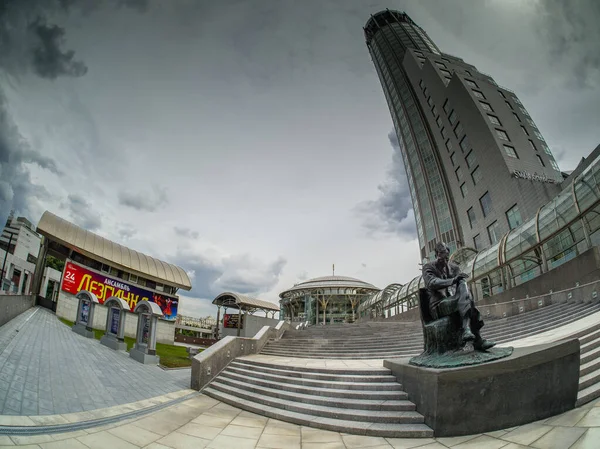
{"left": 465, "top": 79, "right": 478, "bottom": 88}
{"left": 427, "top": 96, "right": 433, "bottom": 106}
{"left": 487, "top": 115, "right": 501, "bottom": 126}
{"left": 505, "top": 100, "right": 513, "bottom": 110}
{"left": 450, "top": 152, "right": 457, "bottom": 166}
{"left": 441, "top": 127, "right": 446, "bottom": 139}
{"left": 473, "top": 234, "right": 483, "bottom": 250}
{"left": 467, "top": 208, "right": 477, "bottom": 229}
{"left": 466, "top": 150, "right": 476, "bottom": 168}
{"left": 435, "top": 61, "right": 447, "bottom": 69}
{"left": 454, "top": 122, "right": 464, "bottom": 138}
{"left": 418, "top": 57, "right": 426, "bottom": 65}
{"left": 436, "top": 116, "right": 442, "bottom": 127}
{"left": 101, "top": 264, "right": 110, "bottom": 273}
{"left": 550, "top": 158, "right": 560, "bottom": 171}
{"left": 444, "top": 77, "right": 451, "bottom": 86}
{"left": 534, "top": 130, "right": 545, "bottom": 141}
{"left": 414, "top": 50, "right": 424, "bottom": 57}
{"left": 506, "top": 204, "right": 523, "bottom": 230}
{"left": 465, "top": 70, "right": 472, "bottom": 76}
{"left": 445, "top": 139, "right": 453, "bottom": 152}
{"left": 480, "top": 101, "right": 493, "bottom": 112}
{"left": 448, "top": 110, "right": 457, "bottom": 125}
{"left": 423, "top": 87, "right": 429, "bottom": 96}
{"left": 529, "top": 140, "right": 537, "bottom": 151}
{"left": 419, "top": 79, "right": 424, "bottom": 90}
{"left": 455, "top": 166, "right": 463, "bottom": 181}
{"left": 498, "top": 90, "right": 506, "bottom": 98}
{"left": 459, "top": 135, "right": 470, "bottom": 152}
{"left": 129, "top": 274, "right": 138, "bottom": 283}
{"left": 526, "top": 118, "right": 537, "bottom": 129}
{"left": 537, "top": 155, "right": 545, "bottom": 167}
{"left": 440, "top": 68, "right": 451, "bottom": 77}
{"left": 443, "top": 99, "right": 449, "bottom": 114}
{"left": 487, "top": 221, "right": 501, "bottom": 245}
{"left": 503, "top": 144, "right": 518, "bottom": 158}
{"left": 512, "top": 96, "right": 523, "bottom": 105}
{"left": 495, "top": 129, "right": 510, "bottom": 141}
{"left": 521, "top": 125, "right": 529, "bottom": 136}
{"left": 432, "top": 105, "right": 438, "bottom": 116}
{"left": 513, "top": 112, "right": 521, "bottom": 122}
{"left": 460, "top": 182, "right": 468, "bottom": 198}
{"left": 480, "top": 191, "right": 493, "bottom": 217}
{"left": 472, "top": 90, "right": 485, "bottom": 99}
{"left": 471, "top": 166, "right": 482, "bottom": 185}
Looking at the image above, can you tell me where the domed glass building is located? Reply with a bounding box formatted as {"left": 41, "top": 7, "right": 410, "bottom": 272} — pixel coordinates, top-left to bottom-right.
{"left": 279, "top": 276, "right": 380, "bottom": 325}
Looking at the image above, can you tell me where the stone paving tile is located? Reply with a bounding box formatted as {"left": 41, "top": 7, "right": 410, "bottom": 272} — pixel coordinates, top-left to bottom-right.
{"left": 450, "top": 435, "right": 508, "bottom": 449}
{"left": 300, "top": 442, "right": 346, "bottom": 449}
{"left": 108, "top": 423, "right": 163, "bottom": 446}
{"left": 206, "top": 434, "right": 258, "bottom": 449}
{"left": 576, "top": 407, "right": 600, "bottom": 427}
{"left": 0, "top": 308, "right": 189, "bottom": 415}
{"left": 530, "top": 426, "right": 587, "bottom": 449}
{"left": 571, "top": 428, "right": 600, "bottom": 449}
{"left": 76, "top": 431, "right": 139, "bottom": 449}
{"left": 501, "top": 423, "right": 554, "bottom": 446}
{"left": 157, "top": 431, "right": 211, "bottom": 449}
{"left": 384, "top": 437, "right": 437, "bottom": 448}
{"left": 342, "top": 434, "right": 392, "bottom": 448}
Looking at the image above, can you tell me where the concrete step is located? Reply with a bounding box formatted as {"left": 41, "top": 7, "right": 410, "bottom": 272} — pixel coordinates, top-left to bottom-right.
{"left": 207, "top": 381, "right": 423, "bottom": 423}
{"left": 581, "top": 336, "right": 600, "bottom": 355}
{"left": 212, "top": 376, "right": 415, "bottom": 411}
{"left": 581, "top": 346, "right": 600, "bottom": 365}
{"left": 579, "top": 328, "right": 600, "bottom": 345}
{"left": 258, "top": 350, "right": 418, "bottom": 359}
{"left": 580, "top": 357, "right": 600, "bottom": 377}
{"left": 203, "top": 387, "right": 434, "bottom": 438}
{"left": 579, "top": 367, "right": 600, "bottom": 391}
{"left": 222, "top": 366, "right": 403, "bottom": 391}
{"left": 235, "top": 358, "right": 390, "bottom": 375}
{"left": 220, "top": 371, "right": 408, "bottom": 399}
{"left": 576, "top": 382, "right": 600, "bottom": 407}
{"left": 229, "top": 361, "right": 396, "bottom": 382}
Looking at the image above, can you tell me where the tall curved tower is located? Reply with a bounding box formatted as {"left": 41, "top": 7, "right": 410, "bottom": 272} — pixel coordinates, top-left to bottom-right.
{"left": 364, "top": 10, "right": 562, "bottom": 261}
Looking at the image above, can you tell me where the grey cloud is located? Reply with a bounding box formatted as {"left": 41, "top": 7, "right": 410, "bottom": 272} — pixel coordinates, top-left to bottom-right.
{"left": 296, "top": 271, "right": 309, "bottom": 282}
{"left": 354, "top": 130, "right": 417, "bottom": 239}
{"left": 174, "top": 249, "right": 286, "bottom": 300}
{"left": 174, "top": 227, "right": 199, "bottom": 240}
{"left": 65, "top": 193, "right": 102, "bottom": 231}
{"left": 118, "top": 224, "right": 137, "bottom": 240}
{"left": 536, "top": 0, "right": 600, "bottom": 88}
{"left": 30, "top": 18, "right": 88, "bottom": 79}
{"left": 0, "top": 92, "right": 54, "bottom": 222}
{"left": 118, "top": 185, "right": 168, "bottom": 212}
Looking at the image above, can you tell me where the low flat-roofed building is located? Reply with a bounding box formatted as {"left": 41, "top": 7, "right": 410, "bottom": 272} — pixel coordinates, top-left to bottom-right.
{"left": 32, "top": 211, "right": 192, "bottom": 343}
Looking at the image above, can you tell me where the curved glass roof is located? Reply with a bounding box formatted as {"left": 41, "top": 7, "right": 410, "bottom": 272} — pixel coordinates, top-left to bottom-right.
{"left": 280, "top": 275, "right": 379, "bottom": 298}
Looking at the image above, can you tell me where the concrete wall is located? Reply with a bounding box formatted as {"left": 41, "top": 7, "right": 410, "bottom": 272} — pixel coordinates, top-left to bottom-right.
{"left": 56, "top": 290, "right": 175, "bottom": 344}
{"left": 0, "top": 295, "right": 35, "bottom": 327}
{"left": 219, "top": 314, "right": 280, "bottom": 338}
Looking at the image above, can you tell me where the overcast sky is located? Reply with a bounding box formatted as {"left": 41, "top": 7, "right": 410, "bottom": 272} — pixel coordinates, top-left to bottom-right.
{"left": 1, "top": 0, "right": 598, "bottom": 317}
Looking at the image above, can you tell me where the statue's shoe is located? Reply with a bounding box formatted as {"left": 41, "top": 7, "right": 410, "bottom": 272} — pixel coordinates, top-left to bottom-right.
{"left": 474, "top": 338, "right": 496, "bottom": 351}
{"left": 462, "top": 328, "right": 476, "bottom": 341}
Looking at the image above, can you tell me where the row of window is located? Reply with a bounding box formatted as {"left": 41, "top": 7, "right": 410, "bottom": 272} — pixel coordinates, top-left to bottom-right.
{"left": 469, "top": 199, "right": 523, "bottom": 249}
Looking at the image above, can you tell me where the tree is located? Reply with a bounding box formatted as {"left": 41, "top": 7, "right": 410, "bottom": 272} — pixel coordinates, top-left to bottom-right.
{"left": 45, "top": 255, "right": 65, "bottom": 273}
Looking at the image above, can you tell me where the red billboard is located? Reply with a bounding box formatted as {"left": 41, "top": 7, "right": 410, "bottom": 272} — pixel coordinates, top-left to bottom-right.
{"left": 61, "top": 261, "right": 178, "bottom": 320}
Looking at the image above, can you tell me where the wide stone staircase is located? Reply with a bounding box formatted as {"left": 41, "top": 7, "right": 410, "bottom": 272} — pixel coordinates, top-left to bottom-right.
{"left": 203, "top": 358, "right": 433, "bottom": 437}
{"left": 203, "top": 299, "right": 600, "bottom": 436}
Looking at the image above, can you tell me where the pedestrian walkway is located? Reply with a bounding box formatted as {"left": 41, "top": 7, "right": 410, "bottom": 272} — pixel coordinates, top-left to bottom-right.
{"left": 0, "top": 308, "right": 190, "bottom": 416}
{"left": 0, "top": 392, "right": 598, "bottom": 448}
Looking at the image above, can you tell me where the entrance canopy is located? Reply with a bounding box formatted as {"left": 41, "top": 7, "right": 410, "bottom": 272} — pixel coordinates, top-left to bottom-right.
{"left": 213, "top": 292, "right": 279, "bottom": 314}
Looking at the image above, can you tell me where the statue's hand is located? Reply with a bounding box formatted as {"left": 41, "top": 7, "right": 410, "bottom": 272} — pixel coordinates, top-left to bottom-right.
{"left": 453, "top": 273, "right": 469, "bottom": 284}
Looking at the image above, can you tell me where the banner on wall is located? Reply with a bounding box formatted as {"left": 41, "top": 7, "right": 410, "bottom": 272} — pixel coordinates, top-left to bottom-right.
{"left": 223, "top": 313, "right": 244, "bottom": 329}
{"left": 61, "top": 261, "right": 178, "bottom": 320}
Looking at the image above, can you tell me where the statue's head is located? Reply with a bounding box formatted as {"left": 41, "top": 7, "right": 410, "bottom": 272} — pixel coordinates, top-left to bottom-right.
{"left": 435, "top": 242, "right": 450, "bottom": 263}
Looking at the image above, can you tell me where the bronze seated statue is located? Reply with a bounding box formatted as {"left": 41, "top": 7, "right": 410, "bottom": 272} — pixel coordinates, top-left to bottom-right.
{"left": 418, "top": 242, "right": 495, "bottom": 355}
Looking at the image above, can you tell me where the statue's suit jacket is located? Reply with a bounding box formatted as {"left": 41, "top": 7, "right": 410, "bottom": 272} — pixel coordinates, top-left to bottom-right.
{"left": 421, "top": 261, "right": 461, "bottom": 311}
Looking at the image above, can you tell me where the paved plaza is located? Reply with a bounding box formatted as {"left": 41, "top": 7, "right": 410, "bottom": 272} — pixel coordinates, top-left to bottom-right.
{"left": 0, "top": 392, "right": 598, "bottom": 448}
{"left": 0, "top": 308, "right": 190, "bottom": 416}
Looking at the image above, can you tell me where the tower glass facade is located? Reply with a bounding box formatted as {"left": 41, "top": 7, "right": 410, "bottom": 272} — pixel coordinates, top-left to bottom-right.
{"left": 365, "top": 10, "right": 562, "bottom": 261}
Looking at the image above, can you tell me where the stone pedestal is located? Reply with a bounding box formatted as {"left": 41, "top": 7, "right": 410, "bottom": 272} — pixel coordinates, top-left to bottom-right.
{"left": 72, "top": 290, "right": 99, "bottom": 339}
{"left": 100, "top": 297, "right": 129, "bottom": 352}
{"left": 129, "top": 346, "right": 160, "bottom": 364}
{"left": 72, "top": 322, "right": 95, "bottom": 338}
{"left": 384, "top": 339, "right": 580, "bottom": 437}
{"left": 100, "top": 334, "right": 127, "bottom": 351}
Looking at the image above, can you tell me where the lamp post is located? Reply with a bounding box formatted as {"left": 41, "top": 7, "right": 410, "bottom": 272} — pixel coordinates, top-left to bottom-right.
{"left": 1, "top": 230, "right": 17, "bottom": 290}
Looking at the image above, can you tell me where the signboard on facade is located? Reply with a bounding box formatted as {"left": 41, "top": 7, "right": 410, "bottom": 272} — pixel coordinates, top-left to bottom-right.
{"left": 223, "top": 313, "right": 244, "bottom": 329}
{"left": 61, "top": 261, "right": 178, "bottom": 320}
{"left": 512, "top": 170, "right": 559, "bottom": 184}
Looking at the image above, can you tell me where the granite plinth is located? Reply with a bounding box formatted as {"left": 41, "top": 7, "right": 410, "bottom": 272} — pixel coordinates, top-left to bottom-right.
{"left": 129, "top": 346, "right": 160, "bottom": 365}
{"left": 409, "top": 345, "right": 514, "bottom": 368}
{"left": 100, "top": 334, "right": 127, "bottom": 351}
{"left": 72, "top": 323, "right": 95, "bottom": 338}
{"left": 384, "top": 339, "right": 580, "bottom": 437}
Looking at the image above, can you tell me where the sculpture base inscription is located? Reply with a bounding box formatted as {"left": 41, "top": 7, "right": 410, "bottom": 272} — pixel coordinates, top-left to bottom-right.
{"left": 409, "top": 346, "right": 513, "bottom": 368}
